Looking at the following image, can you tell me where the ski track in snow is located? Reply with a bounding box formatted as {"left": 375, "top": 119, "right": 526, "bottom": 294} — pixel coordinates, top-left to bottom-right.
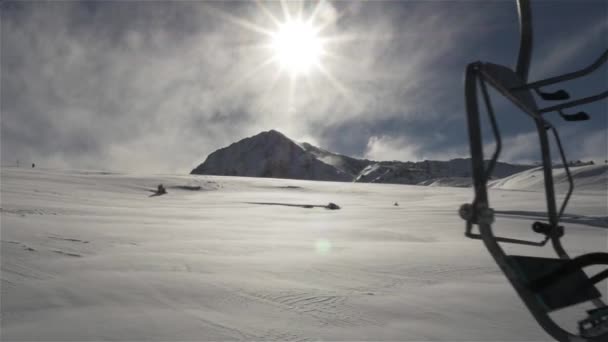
{"left": 1, "top": 166, "right": 606, "bottom": 341}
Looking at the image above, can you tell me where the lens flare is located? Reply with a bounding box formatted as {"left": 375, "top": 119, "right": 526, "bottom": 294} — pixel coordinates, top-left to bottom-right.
{"left": 315, "top": 239, "right": 332, "bottom": 255}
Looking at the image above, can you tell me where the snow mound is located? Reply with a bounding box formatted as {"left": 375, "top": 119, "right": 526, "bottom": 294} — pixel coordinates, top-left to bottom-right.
{"left": 490, "top": 164, "right": 608, "bottom": 193}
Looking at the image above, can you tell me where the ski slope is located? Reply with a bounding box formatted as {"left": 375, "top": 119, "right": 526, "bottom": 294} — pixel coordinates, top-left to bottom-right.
{"left": 490, "top": 165, "right": 608, "bottom": 193}
{"left": 1, "top": 166, "right": 606, "bottom": 341}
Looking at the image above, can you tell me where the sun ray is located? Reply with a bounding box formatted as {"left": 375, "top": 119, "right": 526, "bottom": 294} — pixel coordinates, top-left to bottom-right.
{"left": 208, "top": 5, "right": 275, "bottom": 37}
{"left": 307, "top": 0, "right": 324, "bottom": 26}
{"left": 280, "top": 0, "right": 292, "bottom": 23}
{"left": 224, "top": 56, "right": 279, "bottom": 92}
{"left": 296, "top": 0, "right": 305, "bottom": 22}
{"left": 315, "top": 62, "right": 352, "bottom": 102}
{"left": 215, "top": 0, "right": 350, "bottom": 101}
{"left": 255, "top": 0, "right": 282, "bottom": 28}
{"left": 254, "top": 66, "right": 286, "bottom": 112}
{"left": 318, "top": 33, "right": 361, "bottom": 44}
{"left": 263, "top": 66, "right": 285, "bottom": 95}
{"left": 287, "top": 72, "right": 297, "bottom": 115}
{"left": 307, "top": 0, "right": 346, "bottom": 34}
{"left": 301, "top": 69, "right": 318, "bottom": 98}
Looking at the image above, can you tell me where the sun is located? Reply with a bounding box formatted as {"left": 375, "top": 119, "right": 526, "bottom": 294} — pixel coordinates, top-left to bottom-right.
{"left": 270, "top": 19, "right": 324, "bottom": 75}
{"left": 213, "top": 0, "right": 351, "bottom": 99}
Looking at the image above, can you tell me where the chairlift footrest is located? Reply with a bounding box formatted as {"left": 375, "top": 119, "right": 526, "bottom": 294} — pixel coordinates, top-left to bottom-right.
{"left": 579, "top": 307, "right": 608, "bottom": 338}
{"left": 507, "top": 255, "right": 602, "bottom": 311}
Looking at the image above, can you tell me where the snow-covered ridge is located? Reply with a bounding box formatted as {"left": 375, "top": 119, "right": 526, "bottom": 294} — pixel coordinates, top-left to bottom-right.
{"left": 191, "top": 130, "right": 533, "bottom": 185}
{"left": 490, "top": 164, "right": 608, "bottom": 193}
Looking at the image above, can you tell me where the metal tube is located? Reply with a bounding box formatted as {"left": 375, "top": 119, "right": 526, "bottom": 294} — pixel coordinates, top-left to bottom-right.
{"left": 464, "top": 63, "right": 488, "bottom": 207}
{"left": 479, "top": 77, "right": 502, "bottom": 181}
{"left": 536, "top": 120, "right": 560, "bottom": 230}
{"left": 516, "top": 0, "right": 533, "bottom": 81}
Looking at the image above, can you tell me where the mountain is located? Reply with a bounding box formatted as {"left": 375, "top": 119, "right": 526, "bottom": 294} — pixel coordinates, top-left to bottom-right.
{"left": 190, "top": 130, "right": 351, "bottom": 181}
{"left": 299, "top": 142, "right": 371, "bottom": 178}
{"left": 356, "top": 158, "right": 534, "bottom": 186}
{"left": 190, "top": 130, "right": 534, "bottom": 185}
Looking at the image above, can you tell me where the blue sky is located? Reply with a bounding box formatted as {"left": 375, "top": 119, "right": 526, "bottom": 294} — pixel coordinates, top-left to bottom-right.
{"left": 2, "top": 0, "right": 606, "bottom": 172}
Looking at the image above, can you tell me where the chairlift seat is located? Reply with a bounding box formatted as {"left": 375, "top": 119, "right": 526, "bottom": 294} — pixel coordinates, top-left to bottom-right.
{"left": 507, "top": 255, "right": 602, "bottom": 311}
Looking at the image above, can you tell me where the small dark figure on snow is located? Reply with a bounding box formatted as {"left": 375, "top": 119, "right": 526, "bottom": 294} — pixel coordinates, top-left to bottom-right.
{"left": 150, "top": 184, "right": 167, "bottom": 197}
{"left": 394, "top": 202, "right": 399, "bottom": 206}
{"left": 325, "top": 202, "right": 340, "bottom": 210}
{"left": 32, "top": 163, "right": 35, "bottom": 168}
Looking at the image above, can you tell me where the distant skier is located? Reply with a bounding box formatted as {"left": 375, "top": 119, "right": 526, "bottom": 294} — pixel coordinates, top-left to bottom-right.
{"left": 149, "top": 184, "right": 167, "bottom": 197}
{"left": 32, "top": 163, "right": 35, "bottom": 168}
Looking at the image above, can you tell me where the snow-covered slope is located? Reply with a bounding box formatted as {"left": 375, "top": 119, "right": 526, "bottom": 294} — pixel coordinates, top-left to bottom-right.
{"left": 191, "top": 130, "right": 351, "bottom": 181}
{"left": 355, "top": 159, "right": 533, "bottom": 185}
{"left": 2, "top": 166, "right": 606, "bottom": 340}
{"left": 418, "top": 177, "right": 473, "bottom": 188}
{"left": 299, "top": 142, "right": 370, "bottom": 178}
{"left": 192, "top": 130, "right": 533, "bottom": 186}
{"left": 490, "top": 164, "right": 608, "bottom": 193}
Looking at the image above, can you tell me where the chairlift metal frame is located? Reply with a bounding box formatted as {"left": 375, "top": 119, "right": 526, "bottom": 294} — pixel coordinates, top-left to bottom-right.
{"left": 460, "top": 1, "right": 608, "bottom": 341}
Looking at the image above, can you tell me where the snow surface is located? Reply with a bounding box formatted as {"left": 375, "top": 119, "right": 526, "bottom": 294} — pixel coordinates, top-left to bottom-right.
{"left": 490, "top": 165, "right": 608, "bottom": 193}
{"left": 1, "top": 166, "right": 606, "bottom": 341}
{"left": 418, "top": 177, "right": 473, "bottom": 188}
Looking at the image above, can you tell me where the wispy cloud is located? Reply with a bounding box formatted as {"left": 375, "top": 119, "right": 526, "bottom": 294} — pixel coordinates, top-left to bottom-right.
{"left": 363, "top": 133, "right": 468, "bottom": 162}
{"left": 579, "top": 129, "right": 608, "bottom": 162}
{"left": 531, "top": 15, "right": 607, "bottom": 80}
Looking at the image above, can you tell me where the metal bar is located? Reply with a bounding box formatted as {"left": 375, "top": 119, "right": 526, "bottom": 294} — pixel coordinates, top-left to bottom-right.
{"left": 513, "top": 49, "right": 608, "bottom": 91}
{"left": 479, "top": 77, "right": 502, "bottom": 181}
{"left": 464, "top": 63, "right": 489, "bottom": 207}
{"left": 478, "top": 67, "right": 547, "bottom": 123}
{"left": 549, "top": 127, "right": 573, "bottom": 221}
{"left": 466, "top": 230, "right": 549, "bottom": 247}
{"left": 589, "top": 269, "right": 608, "bottom": 286}
{"left": 539, "top": 90, "right": 608, "bottom": 113}
{"left": 536, "top": 120, "right": 560, "bottom": 233}
{"left": 516, "top": 0, "right": 533, "bottom": 81}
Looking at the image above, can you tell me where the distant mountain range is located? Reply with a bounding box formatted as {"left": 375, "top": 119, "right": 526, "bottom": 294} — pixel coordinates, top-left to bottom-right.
{"left": 190, "top": 129, "right": 534, "bottom": 186}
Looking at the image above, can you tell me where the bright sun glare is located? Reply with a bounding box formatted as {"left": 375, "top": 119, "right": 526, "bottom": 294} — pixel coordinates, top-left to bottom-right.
{"left": 271, "top": 20, "right": 323, "bottom": 75}
{"left": 217, "top": 0, "right": 348, "bottom": 98}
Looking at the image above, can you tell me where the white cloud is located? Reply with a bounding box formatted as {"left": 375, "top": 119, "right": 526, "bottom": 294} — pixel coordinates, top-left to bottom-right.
{"left": 364, "top": 135, "right": 420, "bottom": 162}
{"left": 493, "top": 131, "right": 541, "bottom": 164}
{"left": 363, "top": 134, "right": 468, "bottom": 162}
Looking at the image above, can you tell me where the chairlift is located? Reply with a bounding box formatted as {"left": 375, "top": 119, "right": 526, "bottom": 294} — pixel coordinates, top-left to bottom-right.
{"left": 460, "top": 0, "right": 608, "bottom": 340}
